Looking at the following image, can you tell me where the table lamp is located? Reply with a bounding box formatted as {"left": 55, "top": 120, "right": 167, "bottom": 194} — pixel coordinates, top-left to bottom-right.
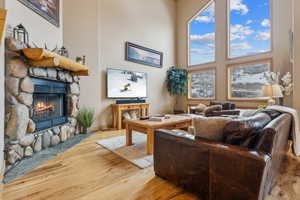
{"left": 263, "top": 84, "right": 283, "bottom": 106}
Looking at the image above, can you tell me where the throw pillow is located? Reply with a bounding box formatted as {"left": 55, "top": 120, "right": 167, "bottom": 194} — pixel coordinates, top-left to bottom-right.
{"left": 203, "top": 105, "right": 222, "bottom": 116}
{"left": 195, "top": 103, "right": 207, "bottom": 113}
{"left": 223, "top": 113, "right": 272, "bottom": 146}
{"left": 193, "top": 116, "right": 233, "bottom": 142}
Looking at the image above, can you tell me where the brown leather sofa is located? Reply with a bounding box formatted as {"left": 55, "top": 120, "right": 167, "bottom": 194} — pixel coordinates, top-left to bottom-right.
{"left": 154, "top": 112, "right": 292, "bottom": 200}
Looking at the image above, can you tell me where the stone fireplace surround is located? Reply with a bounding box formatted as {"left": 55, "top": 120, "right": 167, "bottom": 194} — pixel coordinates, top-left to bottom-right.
{"left": 4, "top": 37, "right": 80, "bottom": 172}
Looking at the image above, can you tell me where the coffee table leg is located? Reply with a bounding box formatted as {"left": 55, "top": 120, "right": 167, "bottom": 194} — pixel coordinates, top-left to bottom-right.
{"left": 147, "top": 129, "right": 154, "bottom": 155}
{"left": 126, "top": 124, "right": 133, "bottom": 146}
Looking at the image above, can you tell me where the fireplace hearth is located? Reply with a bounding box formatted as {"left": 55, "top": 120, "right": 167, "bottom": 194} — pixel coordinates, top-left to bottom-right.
{"left": 32, "top": 78, "right": 68, "bottom": 131}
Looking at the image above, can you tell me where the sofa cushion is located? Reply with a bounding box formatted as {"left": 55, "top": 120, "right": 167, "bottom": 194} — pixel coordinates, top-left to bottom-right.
{"left": 204, "top": 105, "right": 222, "bottom": 116}
{"left": 194, "top": 116, "right": 233, "bottom": 141}
{"left": 210, "top": 101, "right": 236, "bottom": 110}
{"left": 195, "top": 103, "right": 207, "bottom": 113}
{"left": 223, "top": 113, "right": 272, "bottom": 146}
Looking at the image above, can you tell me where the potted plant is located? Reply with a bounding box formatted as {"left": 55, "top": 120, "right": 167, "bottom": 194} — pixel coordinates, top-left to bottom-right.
{"left": 166, "top": 67, "right": 188, "bottom": 114}
{"left": 166, "top": 66, "right": 188, "bottom": 96}
{"left": 77, "top": 107, "right": 95, "bottom": 134}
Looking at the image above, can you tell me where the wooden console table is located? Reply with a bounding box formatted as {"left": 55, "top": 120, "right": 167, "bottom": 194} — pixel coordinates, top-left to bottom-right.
{"left": 112, "top": 103, "right": 149, "bottom": 130}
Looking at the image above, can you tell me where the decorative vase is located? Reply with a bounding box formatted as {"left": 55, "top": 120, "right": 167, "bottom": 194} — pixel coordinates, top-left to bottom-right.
{"left": 82, "top": 127, "right": 88, "bottom": 134}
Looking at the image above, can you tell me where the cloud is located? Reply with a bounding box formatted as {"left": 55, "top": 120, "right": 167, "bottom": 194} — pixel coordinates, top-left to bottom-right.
{"left": 231, "top": 42, "right": 252, "bottom": 50}
{"left": 230, "top": 0, "right": 249, "bottom": 15}
{"left": 256, "top": 31, "right": 270, "bottom": 40}
{"left": 190, "top": 48, "right": 214, "bottom": 56}
{"left": 190, "top": 33, "right": 215, "bottom": 47}
{"left": 246, "top": 20, "right": 253, "bottom": 24}
{"left": 230, "top": 24, "right": 254, "bottom": 40}
{"left": 194, "top": 2, "right": 215, "bottom": 23}
{"left": 261, "top": 19, "right": 270, "bottom": 27}
{"left": 195, "top": 16, "right": 213, "bottom": 23}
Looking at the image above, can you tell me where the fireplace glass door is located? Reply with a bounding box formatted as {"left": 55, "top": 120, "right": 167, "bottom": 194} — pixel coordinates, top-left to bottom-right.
{"left": 33, "top": 94, "right": 64, "bottom": 122}
{"left": 32, "top": 78, "right": 68, "bottom": 131}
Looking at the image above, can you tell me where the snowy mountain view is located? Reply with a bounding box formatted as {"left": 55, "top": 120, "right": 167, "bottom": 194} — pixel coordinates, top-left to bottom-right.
{"left": 230, "top": 62, "right": 269, "bottom": 98}
{"left": 128, "top": 46, "right": 161, "bottom": 66}
{"left": 191, "top": 70, "right": 215, "bottom": 99}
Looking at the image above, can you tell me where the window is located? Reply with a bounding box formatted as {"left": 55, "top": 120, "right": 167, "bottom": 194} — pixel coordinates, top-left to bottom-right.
{"left": 189, "top": 68, "right": 216, "bottom": 99}
{"left": 229, "top": 0, "right": 271, "bottom": 58}
{"left": 188, "top": 1, "right": 215, "bottom": 66}
{"left": 228, "top": 59, "right": 271, "bottom": 100}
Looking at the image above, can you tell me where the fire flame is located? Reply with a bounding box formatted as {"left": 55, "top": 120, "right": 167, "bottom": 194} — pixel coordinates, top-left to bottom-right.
{"left": 35, "top": 102, "right": 54, "bottom": 113}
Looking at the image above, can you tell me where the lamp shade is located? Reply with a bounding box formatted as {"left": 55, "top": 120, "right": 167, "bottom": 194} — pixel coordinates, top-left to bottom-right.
{"left": 263, "top": 84, "right": 283, "bottom": 98}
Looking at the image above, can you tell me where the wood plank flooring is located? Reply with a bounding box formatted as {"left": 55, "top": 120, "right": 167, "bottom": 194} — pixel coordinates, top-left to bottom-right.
{"left": 3, "top": 130, "right": 199, "bottom": 200}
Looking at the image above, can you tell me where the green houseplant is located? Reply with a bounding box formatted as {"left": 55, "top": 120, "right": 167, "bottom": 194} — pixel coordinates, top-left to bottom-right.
{"left": 77, "top": 107, "right": 95, "bottom": 134}
{"left": 167, "top": 67, "right": 188, "bottom": 96}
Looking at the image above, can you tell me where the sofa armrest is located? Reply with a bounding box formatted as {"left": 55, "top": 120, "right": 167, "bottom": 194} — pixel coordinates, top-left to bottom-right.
{"left": 256, "top": 114, "right": 292, "bottom": 155}
{"left": 154, "top": 129, "right": 271, "bottom": 200}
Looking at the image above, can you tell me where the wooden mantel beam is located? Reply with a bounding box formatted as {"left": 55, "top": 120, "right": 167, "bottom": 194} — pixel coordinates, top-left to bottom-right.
{"left": 22, "top": 48, "right": 89, "bottom": 76}
{"left": 0, "top": 9, "right": 7, "bottom": 46}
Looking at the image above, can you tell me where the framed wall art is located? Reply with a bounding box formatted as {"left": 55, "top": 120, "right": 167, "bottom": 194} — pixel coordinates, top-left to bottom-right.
{"left": 126, "top": 42, "right": 163, "bottom": 68}
{"left": 18, "top": 0, "right": 60, "bottom": 27}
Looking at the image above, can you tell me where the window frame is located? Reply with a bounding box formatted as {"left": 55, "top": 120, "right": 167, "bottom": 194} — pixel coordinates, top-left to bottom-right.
{"left": 226, "top": 0, "right": 273, "bottom": 60}
{"left": 188, "top": 67, "right": 217, "bottom": 100}
{"left": 226, "top": 58, "right": 273, "bottom": 102}
{"left": 187, "top": 0, "right": 216, "bottom": 67}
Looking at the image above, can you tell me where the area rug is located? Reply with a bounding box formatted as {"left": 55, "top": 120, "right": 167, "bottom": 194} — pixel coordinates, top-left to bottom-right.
{"left": 96, "top": 132, "right": 153, "bottom": 169}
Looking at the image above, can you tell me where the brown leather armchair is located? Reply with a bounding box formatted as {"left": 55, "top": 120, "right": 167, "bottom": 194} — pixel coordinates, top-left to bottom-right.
{"left": 154, "top": 113, "right": 292, "bottom": 200}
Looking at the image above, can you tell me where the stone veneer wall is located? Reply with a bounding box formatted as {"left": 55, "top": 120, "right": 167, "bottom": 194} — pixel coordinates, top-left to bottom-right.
{"left": 4, "top": 37, "right": 80, "bottom": 172}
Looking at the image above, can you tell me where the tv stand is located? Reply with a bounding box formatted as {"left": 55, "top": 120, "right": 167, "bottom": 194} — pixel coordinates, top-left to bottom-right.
{"left": 111, "top": 103, "right": 149, "bottom": 130}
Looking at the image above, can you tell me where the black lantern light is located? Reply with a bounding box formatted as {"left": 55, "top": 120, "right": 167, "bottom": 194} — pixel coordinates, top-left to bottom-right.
{"left": 58, "top": 46, "right": 69, "bottom": 58}
{"left": 13, "top": 24, "right": 29, "bottom": 45}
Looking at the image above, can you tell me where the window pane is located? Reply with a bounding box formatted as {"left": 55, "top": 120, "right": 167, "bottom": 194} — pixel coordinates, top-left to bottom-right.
{"left": 229, "top": 62, "right": 270, "bottom": 99}
{"left": 189, "top": 1, "right": 215, "bottom": 66}
{"left": 190, "top": 70, "right": 215, "bottom": 99}
{"left": 229, "top": 0, "right": 271, "bottom": 58}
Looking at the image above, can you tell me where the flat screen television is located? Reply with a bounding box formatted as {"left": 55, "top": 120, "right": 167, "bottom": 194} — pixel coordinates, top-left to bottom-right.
{"left": 107, "top": 68, "right": 148, "bottom": 99}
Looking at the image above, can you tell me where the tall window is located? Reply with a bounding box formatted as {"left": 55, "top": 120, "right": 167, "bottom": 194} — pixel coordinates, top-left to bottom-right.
{"left": 188, "top": 1, "right": 215, "bottom": 66}
{"left": 229, "top": 0, "right": 271, "bottom": 58}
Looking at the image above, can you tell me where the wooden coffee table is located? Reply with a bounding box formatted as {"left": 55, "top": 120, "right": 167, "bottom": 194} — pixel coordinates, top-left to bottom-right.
{"left": 125, "top": 115, "right": 192, "bottom": 155}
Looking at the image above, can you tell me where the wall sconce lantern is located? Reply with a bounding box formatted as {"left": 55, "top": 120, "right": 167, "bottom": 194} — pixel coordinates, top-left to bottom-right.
{"left": 13, "top": 24, "right": 29, "bottom": 45}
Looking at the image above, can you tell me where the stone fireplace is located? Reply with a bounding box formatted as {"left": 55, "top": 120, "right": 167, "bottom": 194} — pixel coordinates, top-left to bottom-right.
{"left": 4, "top": 37, "right": 81, "bottom": 172}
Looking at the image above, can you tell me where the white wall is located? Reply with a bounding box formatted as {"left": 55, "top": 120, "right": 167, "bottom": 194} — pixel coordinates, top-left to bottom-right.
{"left": 5, "top": 0, "right": 63, "bottom": 49}
{"left": 64, "top": 0, "right": 177, "bottom": 129}
{"left": 63, "top": 0, "right": 101, "bottom": 128}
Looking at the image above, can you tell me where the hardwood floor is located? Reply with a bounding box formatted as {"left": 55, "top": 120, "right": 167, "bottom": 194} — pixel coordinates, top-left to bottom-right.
{"left": 3, "top": 130, "right": 199, "bottom": 200}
